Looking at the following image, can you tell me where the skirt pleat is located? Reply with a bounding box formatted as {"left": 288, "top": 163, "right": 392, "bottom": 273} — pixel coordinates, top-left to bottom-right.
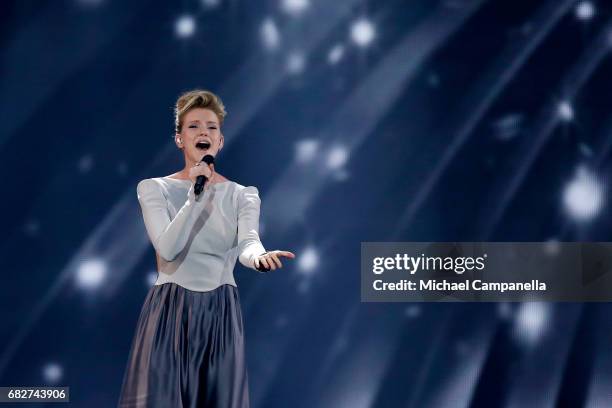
{"left": 117, "top": 283, "right": 250, "bottom": 408}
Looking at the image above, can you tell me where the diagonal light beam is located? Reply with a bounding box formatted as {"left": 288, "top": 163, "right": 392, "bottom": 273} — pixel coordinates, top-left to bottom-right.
{"left": 393, "top": 0, "right": 577, "bottom": 238}
{"left": 479, "top": 22, "right": 612, "bottom": 238}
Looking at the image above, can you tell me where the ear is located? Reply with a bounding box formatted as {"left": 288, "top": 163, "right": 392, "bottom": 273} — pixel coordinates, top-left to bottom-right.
{"left": 219, "top": 132, "right": 225, "bottom": 151}
{"left": 175, "top": 133, "right": 183, "bottom": 148}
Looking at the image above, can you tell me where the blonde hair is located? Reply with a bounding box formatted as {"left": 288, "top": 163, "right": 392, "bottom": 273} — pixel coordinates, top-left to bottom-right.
{"left": 174, "top": 89, "right": 227, "bottom": 133}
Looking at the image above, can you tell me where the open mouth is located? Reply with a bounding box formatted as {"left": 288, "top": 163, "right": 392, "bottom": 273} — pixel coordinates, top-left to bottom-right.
{"left": 195, "top": 141, "right": 211, "bottom": 150}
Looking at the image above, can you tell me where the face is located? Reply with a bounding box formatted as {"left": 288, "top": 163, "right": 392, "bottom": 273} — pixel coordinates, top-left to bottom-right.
{"left": 176, "top": 108, "right": 224, "bottom": 163}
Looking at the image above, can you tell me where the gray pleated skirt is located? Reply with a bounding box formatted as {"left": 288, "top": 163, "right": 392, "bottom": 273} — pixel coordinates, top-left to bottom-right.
{"left": 117, "top": 283, "right": 250, "bottom": 408}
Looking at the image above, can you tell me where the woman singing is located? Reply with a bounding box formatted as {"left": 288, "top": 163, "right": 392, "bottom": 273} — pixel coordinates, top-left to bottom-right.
{"left": 117, "top": 89, "right": 295, "bottom": 407}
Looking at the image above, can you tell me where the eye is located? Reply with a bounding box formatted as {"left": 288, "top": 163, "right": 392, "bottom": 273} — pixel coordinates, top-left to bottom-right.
{"left": 188, "top": 125, "right": 198, "bottom": 129}
{"left": 208, "top": 126, "right": 217, "bottom": 130}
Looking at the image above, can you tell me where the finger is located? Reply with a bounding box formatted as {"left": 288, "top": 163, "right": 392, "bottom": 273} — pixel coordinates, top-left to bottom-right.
{"left": 270, "top": 253, "right": 283, "bottom": 269}
{"left": 278, "top": 251, "right": 296, "bottom": 259}
{"left": 260, "top": 257, "right": 270, "bottom": 270}
{"left": 266, "top": 255, "right": 277, "bottom": 270}
{"left": 201, "top": 166, "right": 212, "bottom": 179}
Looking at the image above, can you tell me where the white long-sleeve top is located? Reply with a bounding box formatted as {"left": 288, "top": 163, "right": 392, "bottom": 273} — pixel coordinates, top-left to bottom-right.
{"left": 136, "top": 176, "right": 267, "bottom": 292}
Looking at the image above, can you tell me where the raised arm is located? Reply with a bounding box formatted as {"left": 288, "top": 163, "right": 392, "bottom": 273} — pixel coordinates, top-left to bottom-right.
{"left": 137, "top": 179, "right": 206, "bottom": 261}
{"left": 237, "top": 186, "right": 267, "bottom": 271}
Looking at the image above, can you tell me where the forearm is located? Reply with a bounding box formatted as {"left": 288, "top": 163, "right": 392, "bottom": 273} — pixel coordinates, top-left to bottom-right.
{"left": 237, "top": 186, "right": 266, "bottom": 271}
{"left": 238, "top": 236, "right": 266, "bottom": 270}
{"left": 138, "top": 180, "right": 206, "bottom": 262}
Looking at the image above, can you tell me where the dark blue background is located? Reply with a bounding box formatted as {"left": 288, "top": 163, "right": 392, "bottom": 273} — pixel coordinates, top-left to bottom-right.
{"left": 1, "top": 0, "right": 610, "bottom": 406}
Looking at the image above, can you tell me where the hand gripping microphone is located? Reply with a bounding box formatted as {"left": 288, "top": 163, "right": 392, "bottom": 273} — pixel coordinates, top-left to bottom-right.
{"left": 194, "top": 154, "right": 215, "bottom": 195}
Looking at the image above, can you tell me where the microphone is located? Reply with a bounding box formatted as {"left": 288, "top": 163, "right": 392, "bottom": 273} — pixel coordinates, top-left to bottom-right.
{"left": 194, "top": 154, "right": 215, "bottom": 195}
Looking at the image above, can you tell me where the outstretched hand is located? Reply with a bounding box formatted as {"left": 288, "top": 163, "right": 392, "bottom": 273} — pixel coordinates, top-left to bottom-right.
{"left": 255, "top": 250, "right": 296, "bottom": 272}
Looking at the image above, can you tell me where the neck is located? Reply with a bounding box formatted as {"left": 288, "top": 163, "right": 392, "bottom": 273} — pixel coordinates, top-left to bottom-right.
{"left": 178, "top": 157, "right": 200, "bottom": 178}
{"left": 185, "top": 156, "right": 199, "bottom": 168}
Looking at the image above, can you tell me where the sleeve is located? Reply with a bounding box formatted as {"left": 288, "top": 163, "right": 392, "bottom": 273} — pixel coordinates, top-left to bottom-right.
{"left": 237, "top": 186, "right": 267, "bottom": 271}
{"left": 136, "top": 179, "right": 206, "bottom": 262}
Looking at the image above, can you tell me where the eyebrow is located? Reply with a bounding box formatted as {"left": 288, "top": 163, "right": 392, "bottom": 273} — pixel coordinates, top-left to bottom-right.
{"left": 188, "top": 120, "right": 218, "bottom": 125}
